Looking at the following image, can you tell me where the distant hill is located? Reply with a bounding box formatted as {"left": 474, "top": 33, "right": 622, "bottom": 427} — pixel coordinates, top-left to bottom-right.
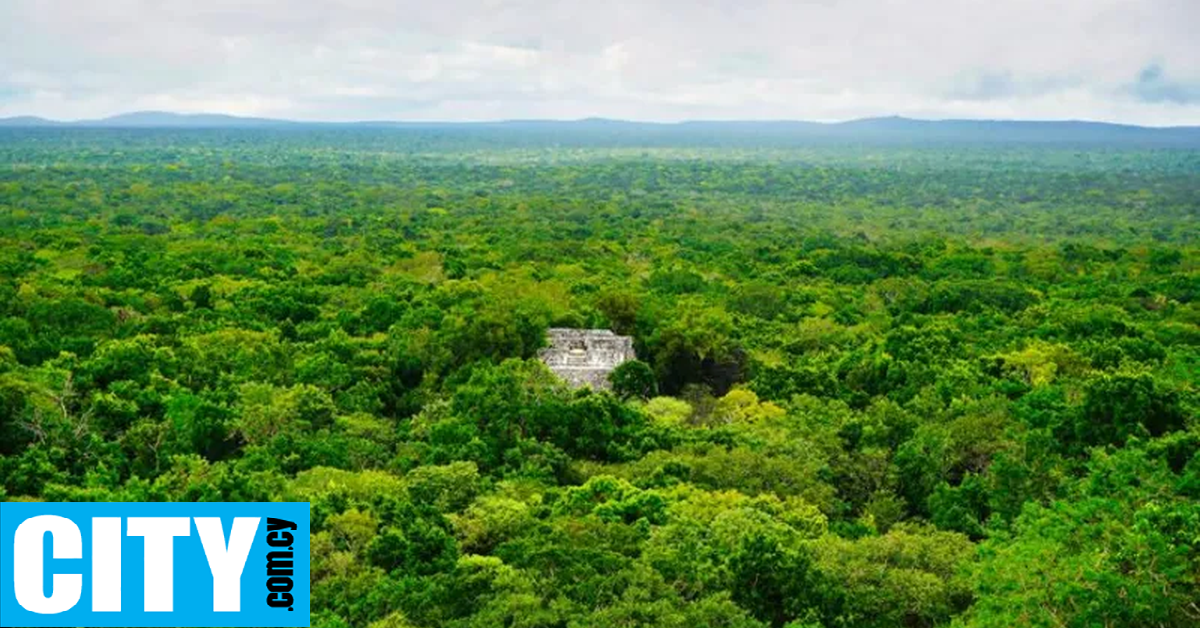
{"left": 94, "top": 111, "right": 297, "bottom": 128}
{"left": 0, "top": 111, "right": 297, "bottom": 129}
{"left": 2, "top": 112, "right": 1198, "bottom": 146}
{"left": 0, "top": 115, "right": 64, "bottom": 127}
{"left": 831, "top": 116, "right": 1187, "bottom": 143}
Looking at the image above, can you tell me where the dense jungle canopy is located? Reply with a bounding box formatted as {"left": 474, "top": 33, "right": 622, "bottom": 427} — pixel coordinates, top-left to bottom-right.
{"left": 1, "top": 126, "right": 1197, "bottom": 628}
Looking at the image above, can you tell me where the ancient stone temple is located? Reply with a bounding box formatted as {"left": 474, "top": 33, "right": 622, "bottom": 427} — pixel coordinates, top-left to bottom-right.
{"left": 539, "top": 328, "right": 636, "bottom": 390}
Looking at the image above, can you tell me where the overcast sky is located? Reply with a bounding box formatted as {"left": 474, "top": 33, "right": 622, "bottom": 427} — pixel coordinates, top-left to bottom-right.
{"left": 2, "top": 0, "right": 1199, "bottom": 124}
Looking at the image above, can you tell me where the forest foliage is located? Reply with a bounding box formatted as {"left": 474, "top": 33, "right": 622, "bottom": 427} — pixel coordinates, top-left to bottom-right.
{"left": 0, "top": 128, "right": 1197, "bottom": 628}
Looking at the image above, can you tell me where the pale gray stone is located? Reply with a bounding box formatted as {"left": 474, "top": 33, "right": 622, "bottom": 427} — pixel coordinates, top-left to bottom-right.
{"left": 539, "top": 328, "right": 637, "bottom": 390}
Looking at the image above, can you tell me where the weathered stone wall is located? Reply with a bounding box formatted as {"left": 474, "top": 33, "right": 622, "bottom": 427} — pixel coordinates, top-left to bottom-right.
{"left": 539, "top": 328, "right": 636, "bottom": 389}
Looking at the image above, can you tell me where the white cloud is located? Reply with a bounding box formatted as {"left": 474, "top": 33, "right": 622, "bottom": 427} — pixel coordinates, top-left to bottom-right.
{"left": 1, "top": 0, "right": 1198, "bottom": 124}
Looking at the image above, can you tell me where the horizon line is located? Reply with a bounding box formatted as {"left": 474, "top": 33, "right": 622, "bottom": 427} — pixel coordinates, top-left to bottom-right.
{"left": 3, "top": 110, "right": 1199, "bottom": 130}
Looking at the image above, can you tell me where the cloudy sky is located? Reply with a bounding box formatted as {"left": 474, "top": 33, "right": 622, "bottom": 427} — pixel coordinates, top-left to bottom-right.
{"left": 2, "top": 0, "right": 1198, "bottom": 124}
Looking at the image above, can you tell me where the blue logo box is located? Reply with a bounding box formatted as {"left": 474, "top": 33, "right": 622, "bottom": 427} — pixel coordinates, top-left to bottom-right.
{"left": 0, "top": 502, "right": 309, "bottom": 627}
